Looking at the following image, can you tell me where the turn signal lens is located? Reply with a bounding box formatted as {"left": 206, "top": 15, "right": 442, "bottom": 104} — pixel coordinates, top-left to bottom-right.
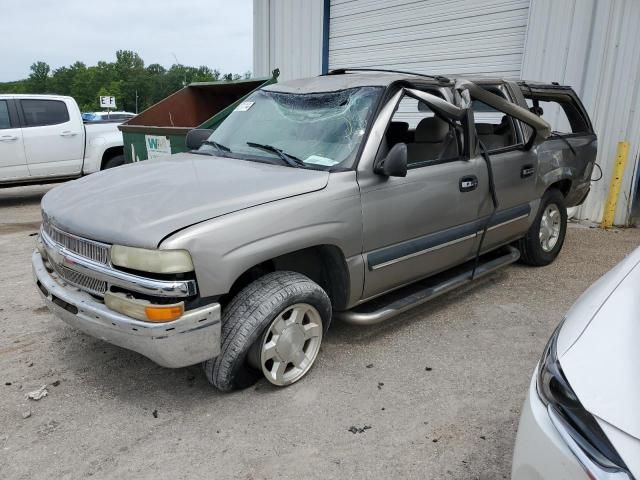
{"left": 144, "top": 304, "right": 184, "bottom": 322}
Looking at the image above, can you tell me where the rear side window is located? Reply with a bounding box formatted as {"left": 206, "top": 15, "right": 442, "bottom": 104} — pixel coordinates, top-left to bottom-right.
{"left": 523, "top": 93, "right": 590, "bottom": 134}
{"left": 20, "top": 99, "right": 69, "bottom": 127}
{"left": 471, "top": 90, "right": 520, "bottom": 151}
{"left": 0, "top": 101, "right": 11, "bottom": 129}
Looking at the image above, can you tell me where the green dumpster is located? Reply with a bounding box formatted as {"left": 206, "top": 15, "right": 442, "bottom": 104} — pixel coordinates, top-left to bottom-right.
{"left": 119, "top": 69, "right": 279, "bottom": 162}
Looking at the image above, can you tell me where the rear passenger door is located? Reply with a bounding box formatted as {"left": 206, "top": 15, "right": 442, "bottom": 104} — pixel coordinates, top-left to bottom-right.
{"left": 0, "top": 98, "right": 29, "bottom": 181}
{"left": 465, "top": 82, "right": 542, "bottom": 252}
{"left": 19, "top": 98, "right": 84, "bottom": 178}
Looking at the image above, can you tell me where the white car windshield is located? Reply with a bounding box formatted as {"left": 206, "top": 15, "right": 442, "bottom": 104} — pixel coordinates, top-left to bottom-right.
{"left": 200, "top": 86, "right": 382, "bottom": 170}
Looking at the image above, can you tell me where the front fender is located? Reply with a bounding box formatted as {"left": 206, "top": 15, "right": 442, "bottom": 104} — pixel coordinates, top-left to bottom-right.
{"left": 160, "top": 172, "right": 364, "bottom": 302}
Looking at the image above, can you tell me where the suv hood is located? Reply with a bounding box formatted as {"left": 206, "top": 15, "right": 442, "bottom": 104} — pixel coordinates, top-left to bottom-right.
{"left": 42, "top": 153, "right": 329, "bottom": 248}
{"left": 558, "top": 247, "right": 640, "bottom": 441}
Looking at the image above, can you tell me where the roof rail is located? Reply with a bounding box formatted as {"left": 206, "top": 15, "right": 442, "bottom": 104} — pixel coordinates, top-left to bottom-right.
{"left": 327, "top": 68, "right": 450, "bottom": 84}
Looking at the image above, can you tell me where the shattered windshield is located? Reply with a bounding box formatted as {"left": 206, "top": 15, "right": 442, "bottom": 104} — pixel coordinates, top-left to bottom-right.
{"left": 199, "top": 86, "right": 382, "bottom": 170}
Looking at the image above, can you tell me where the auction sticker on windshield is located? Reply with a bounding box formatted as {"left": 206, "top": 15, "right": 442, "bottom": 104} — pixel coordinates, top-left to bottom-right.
{"left": 305, "top": 155, "right": 339, "bottom": 166}
{"left": 234, "top": 101, "right": 255, "bottom": 112}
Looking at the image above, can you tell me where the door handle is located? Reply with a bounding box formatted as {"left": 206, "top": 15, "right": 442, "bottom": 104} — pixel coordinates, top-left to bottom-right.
{"left": 60, "top": 131, "right": 78, "bottom": 137}
{"left": 459, "top": 175, "right": 478, "bottom": 192}
{"left": 521, "top": 165, "right": 535, "bottom": 178}
{"left": 0, "top": 135, "right": 18, "bottom": 141}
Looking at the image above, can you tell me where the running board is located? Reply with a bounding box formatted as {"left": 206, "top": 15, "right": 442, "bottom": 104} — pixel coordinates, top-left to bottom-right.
{"left": 336, "top": 246, "right": 520, "bottom": 326}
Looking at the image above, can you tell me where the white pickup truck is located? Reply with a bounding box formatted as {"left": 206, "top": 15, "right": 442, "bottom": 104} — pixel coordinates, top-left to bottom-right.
{"left": 0, "top": 94, "right": 125, "bottom": 186}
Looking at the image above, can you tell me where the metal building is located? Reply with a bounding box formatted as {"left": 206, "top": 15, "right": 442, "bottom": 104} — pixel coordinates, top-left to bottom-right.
{"left": 253, "top": 0, "right": 640, "bottom": 225}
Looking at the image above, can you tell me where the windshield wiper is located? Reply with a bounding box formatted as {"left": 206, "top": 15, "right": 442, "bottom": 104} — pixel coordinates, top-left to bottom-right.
{"left": 246, "top": 142, "right": 305, "bottom": 168}
{"left": 549, "top": 131, "right": 576, "bottom": 156}
{"left": 202, "top": 140, "right": 232, "bottom": 153}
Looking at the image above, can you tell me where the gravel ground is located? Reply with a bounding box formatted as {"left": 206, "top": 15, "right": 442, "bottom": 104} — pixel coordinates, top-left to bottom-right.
{"left": 1, "top": 184, "right": 638, "bottom": 480}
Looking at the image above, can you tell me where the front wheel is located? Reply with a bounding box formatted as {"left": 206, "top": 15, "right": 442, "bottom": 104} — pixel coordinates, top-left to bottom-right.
{"left": 203, "top": 271, "right": 331, "bottom": 392}
{"left": 518, "top": 188, "right": 568, "bottom": 266}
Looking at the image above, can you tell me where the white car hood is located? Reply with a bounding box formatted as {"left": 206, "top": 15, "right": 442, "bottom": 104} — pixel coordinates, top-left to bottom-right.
{"left": 558, "top": 247, "right": 640, "bottom": 443}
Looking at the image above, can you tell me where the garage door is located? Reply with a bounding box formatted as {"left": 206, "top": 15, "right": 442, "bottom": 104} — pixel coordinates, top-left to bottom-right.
{"left": 328, "top": 0, "right": 531, "bottom": 79}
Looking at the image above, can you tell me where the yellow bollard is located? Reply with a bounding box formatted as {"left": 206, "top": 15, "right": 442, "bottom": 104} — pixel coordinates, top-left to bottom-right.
{"left": 601, "top": 141, "right": 629, "bottom": 228}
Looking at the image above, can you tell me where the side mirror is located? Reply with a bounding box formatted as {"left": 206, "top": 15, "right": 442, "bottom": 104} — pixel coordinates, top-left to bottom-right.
{"left": 185, "top": 129, "right": 214, "bottom": 150}
{"left": 376, "top": 143, "right": 407, "bottom": 177}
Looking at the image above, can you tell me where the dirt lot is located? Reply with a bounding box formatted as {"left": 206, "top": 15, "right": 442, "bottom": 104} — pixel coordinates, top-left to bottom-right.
{"left": 1, "top": 184, "right": 638, "bottom": 480}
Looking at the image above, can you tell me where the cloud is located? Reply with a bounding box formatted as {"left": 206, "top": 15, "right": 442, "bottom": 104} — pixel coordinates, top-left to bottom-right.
{"left": 0, "top": 0, "right": 253, "bottom": 81}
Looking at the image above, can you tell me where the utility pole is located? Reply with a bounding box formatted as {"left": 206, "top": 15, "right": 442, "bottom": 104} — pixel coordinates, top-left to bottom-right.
{"left": 172, "top": 52, "right": 187, "bottom": 87}
{"left": 135, "top": 90, "right": 139, "bottom": 114}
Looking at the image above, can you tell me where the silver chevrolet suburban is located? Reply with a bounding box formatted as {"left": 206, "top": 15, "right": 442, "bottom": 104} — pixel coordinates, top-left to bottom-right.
{"left": 32, "top": 70, "right": 597, "bottom": 391}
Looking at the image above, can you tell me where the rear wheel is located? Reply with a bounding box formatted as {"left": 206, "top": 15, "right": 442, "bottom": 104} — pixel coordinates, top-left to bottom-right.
{"left": 102, "top": 154, "right": 124, "bottom": 170}
{"left": 518, "top": 189, "right": 567, "bottom": 266}
{"left": 203, "top": 271, "right": 331, "bottom": 392}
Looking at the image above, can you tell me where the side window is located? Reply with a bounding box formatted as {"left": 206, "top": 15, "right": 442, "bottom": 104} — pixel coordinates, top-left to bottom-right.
{"left": 386, "top": 94, "right": 460, "bottom": 167}
{"left": 523, "top": 95, "right": 590, "bottom": 134}
{"left": 471, "top": 90, "right": 520, "bottom": 151}
{"left": 0, "top": 101, "right": 11, "bottom": 129}
{"left": 20, "top": 99, "right": 69, "bottom": 127}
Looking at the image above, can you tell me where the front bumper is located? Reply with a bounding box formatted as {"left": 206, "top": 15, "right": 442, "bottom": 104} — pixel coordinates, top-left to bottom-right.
{"left": 512, "top": 371, "right": 587, "bottom": 479}
{"left": 32, "top": 251, "right": 221, "bottom": 368}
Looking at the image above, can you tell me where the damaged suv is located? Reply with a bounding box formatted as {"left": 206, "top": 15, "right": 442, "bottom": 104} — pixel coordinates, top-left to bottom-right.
{"left": 33, "top": 69, "right": 596, "bottom": 391}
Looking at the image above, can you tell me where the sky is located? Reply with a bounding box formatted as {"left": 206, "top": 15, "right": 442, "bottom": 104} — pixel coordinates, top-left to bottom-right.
{"left": 0, "top": 0, "right": 253, "bottom": 82}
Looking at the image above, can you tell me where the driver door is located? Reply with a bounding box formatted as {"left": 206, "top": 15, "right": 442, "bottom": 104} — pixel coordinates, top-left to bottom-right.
{"left": 357, "top": 88, "right": 490, "bottom": 300}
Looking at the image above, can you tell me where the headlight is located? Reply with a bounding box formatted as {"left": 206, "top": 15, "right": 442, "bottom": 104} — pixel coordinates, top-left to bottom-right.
{"left": 111, "top": 245, "right": 194, "bottom": 274}
{"left": 537, "top": 323, "right": 632, "bottom": 478}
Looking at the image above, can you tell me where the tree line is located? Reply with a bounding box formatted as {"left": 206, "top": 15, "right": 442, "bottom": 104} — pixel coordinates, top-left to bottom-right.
{"left": 0, "top": 50, "right": 251, "bottom": 113}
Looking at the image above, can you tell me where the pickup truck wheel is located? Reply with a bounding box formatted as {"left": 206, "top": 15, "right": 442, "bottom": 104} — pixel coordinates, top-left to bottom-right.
{"left": 203, "top": 271, "right": 331, "bottom": 392}
{"left": 102, "top": 154, "right": 124, "bottom": 170}
{"left": 518, "top": 189, "right": 567, "bottom": 266}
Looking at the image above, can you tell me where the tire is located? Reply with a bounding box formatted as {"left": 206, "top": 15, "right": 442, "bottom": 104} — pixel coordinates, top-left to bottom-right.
{"left": 102, "top": 154, "right": 124, "bottom": 170}
{"left": 518, "top": 188, "right": 567, "bottom": 266}
{"left": 203, "top": 271, "right": 331, "bottom": 392}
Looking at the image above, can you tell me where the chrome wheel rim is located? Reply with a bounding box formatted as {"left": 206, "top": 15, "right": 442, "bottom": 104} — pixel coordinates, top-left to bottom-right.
{"left": 259, "top": 303, "right": 323, "bottom": 386}
{"left": 539, "top": 204, "right": 561, "bottom": 252}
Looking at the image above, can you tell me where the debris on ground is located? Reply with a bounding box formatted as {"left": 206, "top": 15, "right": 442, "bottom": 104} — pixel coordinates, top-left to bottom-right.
{"left": 366, "top": 364, "right": 374, "bottom": 369}
{"left": 22, "top": 410, "right": 31, "bottom": 419}
{"left": 425, "top": 367, "right": 433, "bottom": 371}
{"left": 51, "top": 380, "right": 60, "bottom": 387}
{"left": 27, "top": 362, "right": 33, "bottom": 367}
{"left": 5, "top": 382, "right": 11, "bottom": 386}
{"left": 348, "top": 425, "right": 372, "bottom": 434}
{"left": 152, "top": 409, "right": 158, "bottom": 418}
{"left": 27, "top": 385, "right": 48, "bottom": 400}
{"left": 377, "top": 382, "right": 384, "bottom": 390}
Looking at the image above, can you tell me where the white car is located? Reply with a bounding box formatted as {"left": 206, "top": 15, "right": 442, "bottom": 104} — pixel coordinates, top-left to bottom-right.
{"left": 0, "top": 94, "right": 124, "bottom": 186}
{"left": 512, "top": 247, "right": 640, "bottom": 479}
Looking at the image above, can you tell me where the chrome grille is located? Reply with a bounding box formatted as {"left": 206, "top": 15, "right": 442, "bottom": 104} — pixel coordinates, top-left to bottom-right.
{"left": 43, "top": 221, "right": 110, "bottom": 265}
{"left": 50, "top": 262, "right": 107, "bottom": 296}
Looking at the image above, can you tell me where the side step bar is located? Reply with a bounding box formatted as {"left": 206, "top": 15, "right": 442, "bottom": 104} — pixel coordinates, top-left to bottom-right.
{"left": 336, "top": 246, "right": 520, "bottom": 326}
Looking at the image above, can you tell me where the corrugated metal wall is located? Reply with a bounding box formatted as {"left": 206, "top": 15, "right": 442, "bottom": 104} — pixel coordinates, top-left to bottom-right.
{"left": 328, "top": 0, "right": 530, "bottom": 78}
{"left": 522, "top": 0, "right": 640, "bottom": 225}
{"left": 253, "top": 0, "right": 325, "bottom": 81}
